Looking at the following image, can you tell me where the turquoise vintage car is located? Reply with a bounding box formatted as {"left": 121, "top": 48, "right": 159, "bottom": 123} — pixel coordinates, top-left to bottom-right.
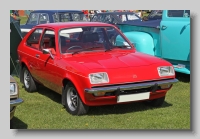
{"left": 118, "top": 10, "right": 190, "bottom": 74}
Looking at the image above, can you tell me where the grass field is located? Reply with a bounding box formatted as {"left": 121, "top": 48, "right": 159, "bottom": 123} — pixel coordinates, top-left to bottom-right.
{"left": 11, "top": 72, "right": 190, "bottom": 129}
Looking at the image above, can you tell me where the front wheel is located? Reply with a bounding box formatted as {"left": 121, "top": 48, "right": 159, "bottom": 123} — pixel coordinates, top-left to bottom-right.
{"left": 64, "top": 83, "right": 89, "bottom": 115}
{"left": 22, "top": 67, "right": 38, "bottom": 92}
{"left": 144, "top": 96, "right": 165, "bottom": 107}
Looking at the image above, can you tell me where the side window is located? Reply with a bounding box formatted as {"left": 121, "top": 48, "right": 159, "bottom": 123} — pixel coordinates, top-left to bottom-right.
{"left": 117, "top": 14, "right": 127, "bottom": 22}
{"left": 27, "top": 13, "right": 39, "bottom": 24}
{"left": 26, "top": 28, "right": 43, "bottom": 50}
{"left": 40, "top": 30, "right": 56, "bottom": 54}
{"left": 96, "top": 15, "right": 104, "bottom": 22}
{"left": 103, "top": 15, "right": 117, "bottom": 24}
{"left": 184, "top": 10, "right": 190, "bottom": 17}
{"left": 168, "top": 10, "right": 186, "bottom": 17}
{"left": 39, "top": 13, "right": 49, "bottom": 24}
{"left": 91, "top": 15, "right": 98, "bottom": 21}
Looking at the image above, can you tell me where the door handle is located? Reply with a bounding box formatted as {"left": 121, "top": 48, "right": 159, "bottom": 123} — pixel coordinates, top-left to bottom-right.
{"left": 161, "top": 25, "right": 167, "bottom": 30}
{"left": 35, "top": 54, "right": 40, "bottom": 58}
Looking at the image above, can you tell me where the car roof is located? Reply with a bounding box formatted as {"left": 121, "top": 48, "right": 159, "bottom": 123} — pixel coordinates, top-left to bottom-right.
{"left": 31, "top": 10, "right": 83, "bottom": 13}
{"left": 36, "top": 22, "right": 113, "bottom": 29}
{"left": 95, "top": 12, "right": 137, "bottom": 15}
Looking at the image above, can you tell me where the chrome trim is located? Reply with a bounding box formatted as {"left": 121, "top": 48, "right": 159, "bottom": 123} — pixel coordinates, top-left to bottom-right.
{"left": 10, "top": 98, "right": 24, "bottom": 107}
{"left": 85, "top": 79, "right": 178, "bottom": 93}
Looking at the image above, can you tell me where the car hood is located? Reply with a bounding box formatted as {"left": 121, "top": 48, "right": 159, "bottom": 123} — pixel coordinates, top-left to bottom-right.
{"left": 63, "top": 51, "right": 172, "bottom": 84}
{"left": 65, "top": 51, "right": 169, "bottom": 70}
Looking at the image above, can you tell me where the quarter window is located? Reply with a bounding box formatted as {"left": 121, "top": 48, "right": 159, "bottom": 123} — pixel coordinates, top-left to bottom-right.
{"left": 26, "top": 28, "right": 43, "bottom": 50}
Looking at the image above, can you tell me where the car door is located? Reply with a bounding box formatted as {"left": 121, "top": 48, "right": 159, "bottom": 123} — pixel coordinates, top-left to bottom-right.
{"left": 160, "top": 10, "right": 190, "bottom": 62}
{"left": 36, "top": 28, "right": 61, "bottom": 93}
{"left": 25, "top": 28, "right": 44, "bottom": 81}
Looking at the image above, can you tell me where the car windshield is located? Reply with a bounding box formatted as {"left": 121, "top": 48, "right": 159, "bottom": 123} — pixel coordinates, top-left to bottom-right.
{"left": 53, "top": 13, "right": 88, "bottom": 22}
{"left": 148, "top": 10, "right": 163, "bottom": 19}
{"left": 117, "top": 13, "right": 140, "bottom": 21}
{"left": 59, "top": 26, "right": 133, "bottom": 54}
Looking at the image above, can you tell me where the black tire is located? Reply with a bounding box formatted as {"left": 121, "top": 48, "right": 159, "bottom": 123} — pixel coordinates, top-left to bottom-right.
{"left": 22, "top": 66, "right": 38, "bottom": 92}
{"left": 144, "top": 96, "right": 165, "bottom": 107}
{"left": 64, "top": 82, "right": 89, "bottom": 115}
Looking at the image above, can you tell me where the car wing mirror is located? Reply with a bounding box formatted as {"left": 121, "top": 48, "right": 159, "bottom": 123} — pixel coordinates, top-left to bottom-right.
{"left": 42, "top": 49, "right": 54, "bottom": 59}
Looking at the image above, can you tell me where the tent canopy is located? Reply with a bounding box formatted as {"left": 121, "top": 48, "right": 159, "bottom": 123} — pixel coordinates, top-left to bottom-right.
{"left": 10, "top": 16, "right": 22, "bottom": 75}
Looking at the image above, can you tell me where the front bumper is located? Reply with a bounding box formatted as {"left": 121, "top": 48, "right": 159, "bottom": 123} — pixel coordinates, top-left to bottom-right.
{"left": 85, "top": 78, "right": 178, "bottom": 94}
{"left": 10, "top": 98, "right": 23, "bottom": 107}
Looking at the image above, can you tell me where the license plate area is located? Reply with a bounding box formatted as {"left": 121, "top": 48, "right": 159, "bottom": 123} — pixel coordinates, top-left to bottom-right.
{"left": 117, "top": 92, "right": 150, "bottom": 103}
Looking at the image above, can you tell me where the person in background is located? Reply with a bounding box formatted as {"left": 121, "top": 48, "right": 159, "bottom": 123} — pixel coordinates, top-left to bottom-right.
{"left": 82, "top": 10, "right": 89, "bottom": 19}
{"left": 89, "top": 10, "right": 95, "bottom": 20}
{"left": 25, "top": 10, "right": 31, "bottom": 18}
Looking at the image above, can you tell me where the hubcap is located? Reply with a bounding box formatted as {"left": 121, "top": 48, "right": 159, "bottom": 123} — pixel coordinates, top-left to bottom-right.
{"left": 24, "top": 69, "right": 30, "bottom": 89}
{"left": 67, "top": 87, "right": 78, "bottom": 111}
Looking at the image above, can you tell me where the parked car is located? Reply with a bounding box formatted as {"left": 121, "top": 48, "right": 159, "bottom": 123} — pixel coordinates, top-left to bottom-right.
{"left": 17, "top": 22, "right": 178, "bottom": 115}
{"left": 10, "top": 75, "right": 23, "bottom": 120}
{"left": 20, "top": 10, "right": 88, "bottom": 37}
{"left": 118, "top": 10, "right": 190, "bottom": 74}
{"left": 90, "top": 11, "right": 143, "bottom": 26}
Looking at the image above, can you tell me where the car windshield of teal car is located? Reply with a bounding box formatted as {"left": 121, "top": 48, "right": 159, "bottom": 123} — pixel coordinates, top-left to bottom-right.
{"left": 59, "top": 26, "right": 133, "bottom": 54}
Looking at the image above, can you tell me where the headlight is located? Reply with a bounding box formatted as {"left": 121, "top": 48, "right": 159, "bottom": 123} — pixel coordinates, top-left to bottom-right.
{"left": 10, "top": 83, "right": 17, "bottom": 96}
{"left": 89, "top": 72, "right": 109, "bottom": 84}
{"left": 158, "top": 66, "right": 175, "bottom": 77}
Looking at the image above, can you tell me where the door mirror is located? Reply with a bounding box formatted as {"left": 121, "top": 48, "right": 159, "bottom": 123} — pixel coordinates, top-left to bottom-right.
{"left": 42, "top": 49, "right": 54, "bottom": 59}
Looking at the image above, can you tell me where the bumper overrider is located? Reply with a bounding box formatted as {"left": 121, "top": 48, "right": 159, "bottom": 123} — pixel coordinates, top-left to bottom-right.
{"left": 85, "top": 78, "right": 178, "bottom": 95}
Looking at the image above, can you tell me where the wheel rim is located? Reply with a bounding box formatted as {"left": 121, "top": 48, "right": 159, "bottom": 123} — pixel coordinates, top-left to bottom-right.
{"left": 67, "top": 87, "right": 78, "bottom": 111}
{"left": 24, "top": 69, "right": 30, "bottom": 89}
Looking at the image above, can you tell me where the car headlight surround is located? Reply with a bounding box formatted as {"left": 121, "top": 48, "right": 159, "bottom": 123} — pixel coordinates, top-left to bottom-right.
{"left": 158, "top": 66, "right": 175, "bottom": 77}
{"left": 10, "top": 83, "right": 17, "bottom": 96}
{"left": 89, "top": 72, "right": 109, "bottom": 84}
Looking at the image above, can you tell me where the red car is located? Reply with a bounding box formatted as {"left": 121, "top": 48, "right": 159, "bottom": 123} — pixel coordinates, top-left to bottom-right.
{"left": 17, "top": 22, "right": 178, "bottom": 115}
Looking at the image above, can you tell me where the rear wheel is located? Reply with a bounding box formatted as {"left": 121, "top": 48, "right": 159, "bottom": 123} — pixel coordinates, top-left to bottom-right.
{"left": 64, "top": 83, "right": 89, "bottom": 115}
{"left": 22, "top": 67, "right": 38, "bottom": 92}
{"left": 144, "top": 96, "right": 165, "bottom": 107}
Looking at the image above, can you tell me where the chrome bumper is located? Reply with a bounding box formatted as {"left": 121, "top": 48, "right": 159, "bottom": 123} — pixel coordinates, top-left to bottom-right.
{"left": 10, "top": 98, "right": 23, "bottom": 107}
{"left": 85, "top": 78, "right": 178, "bottom": 94}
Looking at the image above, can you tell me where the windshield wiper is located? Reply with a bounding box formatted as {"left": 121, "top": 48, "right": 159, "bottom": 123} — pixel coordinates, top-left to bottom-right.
{"left": 72, "top": 46, "right": 101, "bottom": 55}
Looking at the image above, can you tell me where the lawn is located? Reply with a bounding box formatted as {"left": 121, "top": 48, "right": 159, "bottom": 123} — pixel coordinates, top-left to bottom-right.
{"left": 19, "top": 16, "right": 28, "bottom": 24}
{"left": 11, "top": 73, "right": 190, "bottom": 129}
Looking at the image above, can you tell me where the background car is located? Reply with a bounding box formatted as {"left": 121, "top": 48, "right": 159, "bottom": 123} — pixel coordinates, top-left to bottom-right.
{"left": 90, "top": 11, "right": 143, "bottom": 26}
{"left": 10, "top": 75, "right": 23, "bottom": 120}
{"left": 118, "top": 10, "right": 190, "bottom": 74}
{"left": 20, "top": 10, "right": 88, "bottom": 37}
{"left": 17, "top": 22, "right": 178, "bottom": 116}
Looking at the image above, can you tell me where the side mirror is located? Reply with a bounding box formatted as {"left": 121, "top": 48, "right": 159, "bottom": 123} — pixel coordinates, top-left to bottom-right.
{"left": 42, "top": 49, "right": 54, "bottom": 59}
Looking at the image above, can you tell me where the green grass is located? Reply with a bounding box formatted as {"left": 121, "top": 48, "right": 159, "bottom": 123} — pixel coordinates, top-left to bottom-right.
{"left": 19, "top": 16, "right": 28, "bottom": 25}
{"left": 11, "top": 73, "right": 190, "bottom": 129}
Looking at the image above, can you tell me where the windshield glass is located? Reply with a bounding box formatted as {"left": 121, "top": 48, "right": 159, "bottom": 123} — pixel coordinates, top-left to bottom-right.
{"left": 59, "top": 26, "right": 133, "bottom": 54}
{"left": 148, "top": 10, "right": 163, "bottom": 20}
{"left": 117, "top": 13, "right": 140, "bottom": 21}
{"left": 53, "top": 12, "right": 88, "bottom": 22}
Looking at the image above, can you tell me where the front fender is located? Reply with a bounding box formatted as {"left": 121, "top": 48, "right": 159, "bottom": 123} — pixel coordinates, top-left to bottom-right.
{"left": 123, "top": 31, "right": 155, "bottom": 56}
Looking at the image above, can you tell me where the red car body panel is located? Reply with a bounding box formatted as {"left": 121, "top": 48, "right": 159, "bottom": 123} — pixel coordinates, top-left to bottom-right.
{"left": 18, "top": 22, "right": 178, "bottom": 107}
